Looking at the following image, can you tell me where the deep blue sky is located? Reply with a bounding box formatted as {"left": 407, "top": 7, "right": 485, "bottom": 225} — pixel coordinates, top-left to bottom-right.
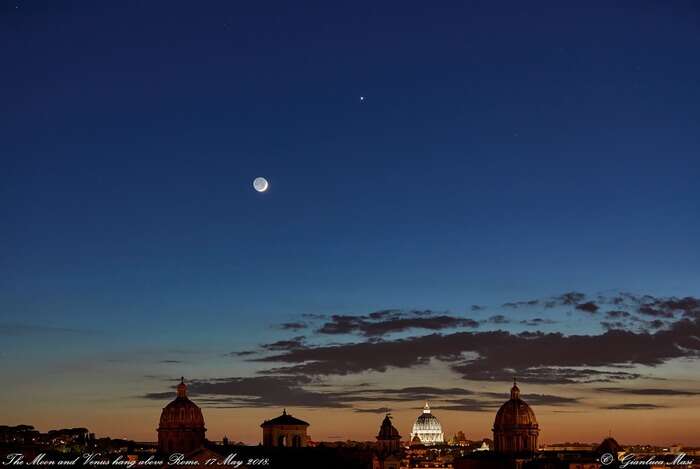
{"left": 3, "top": 0, "right": 700, "bottom": 445}
{"left": 2, "top": 1, "right": 699, "bottom": 343}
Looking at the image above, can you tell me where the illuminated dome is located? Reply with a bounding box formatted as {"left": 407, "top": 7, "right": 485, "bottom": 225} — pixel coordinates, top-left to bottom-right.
{"left": 492, "top": 380, "right": 539, "bottom": 454}
{"left": 410, "top": 403, "right": 444, "bottom": 445}
{"left": 157, "top": 378, "right": 206, "bottom": 454}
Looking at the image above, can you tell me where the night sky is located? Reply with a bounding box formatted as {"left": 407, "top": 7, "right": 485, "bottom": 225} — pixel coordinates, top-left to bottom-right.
{"left": 2, "top": 1, "right": 700, "bottom": 445}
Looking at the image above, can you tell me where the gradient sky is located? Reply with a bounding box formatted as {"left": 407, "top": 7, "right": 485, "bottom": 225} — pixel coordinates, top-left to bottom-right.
{"left": 2, "top": 0, "right": 700, "bottom": 446}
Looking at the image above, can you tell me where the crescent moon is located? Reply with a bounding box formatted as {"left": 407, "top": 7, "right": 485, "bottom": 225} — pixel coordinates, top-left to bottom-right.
{"left": 253, "top": 177, "right": 269, "bottom": 192}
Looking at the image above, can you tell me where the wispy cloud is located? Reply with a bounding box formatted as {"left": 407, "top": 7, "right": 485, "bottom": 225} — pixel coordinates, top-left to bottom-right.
{"left": 603, "top": 403, "right": 665, "bottom": 410}
{"left": 314, "top": 310, "right": 479, "bottom": 337}
{"left": 278, "top": 322, "right": 308, "bottom": 331}
{"left": 595, "top": 387, "right": 700, "bottom": 396}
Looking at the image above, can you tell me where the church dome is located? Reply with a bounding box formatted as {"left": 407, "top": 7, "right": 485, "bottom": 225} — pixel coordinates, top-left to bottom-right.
{"left": 493, "top": 383, "right": 538, "bottom": 428}
{"left": 159, "top": 378, "right": 205, "bottom": 428}
{"left": 157, "top": 378, "right": 206, "bottom": 454}
{"left": 377, "top": 414, "right": 400, "bottom": 440}
{"left": 492, "top": 380, "right": 539, "bottom": 454}
{"left": 376, "top": 413, "right": 402, "bottom": 454}
{"left": 410, "top": 403, "right": 444, "bottom": 445}
{"left": 596, "top": 437, "right": 622, "bottom": 455}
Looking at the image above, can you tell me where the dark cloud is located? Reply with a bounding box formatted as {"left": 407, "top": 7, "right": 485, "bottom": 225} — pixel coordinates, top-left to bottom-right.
{"left": 558, "top": 292, "right": 586, "bottom": 305}
{"left": 606, "top": 310, "right": 632, "bottom": 319}
{"left": 601, "top": 321, "right": 628, "bottom": 331}
{"left": 638, "top": 297, "right": 700, "bottom": 319}
{"left": 159, "top": 360, "right": 183, "bottom": 364}
{"left": 316, "top": 315, "right": 363, "bottom": 335}
{"left": 519, "top": 394, "right": 580, "bottom": 406}
{"left": 143, "top": 377, "right": 581, "bottom": 413}
{"left": 142, "top": 380, "right": 494, "bottom": 411}
{"left": 261, "top": 336, "right": 306, "bottom": 351}
{"left": 434, "top": 398, "right": 494, "bottom": 412}
{"left": 353, "top": 407, "right": 392, "bottom": 414}
{"left": 239, "top": 293, "right": 700, "bottom": 393}
{"left": 502, "top": 299, "right": 540, "bottom": 308}
{"left": 313, "top": 386, "right": 476, "bottom": 404}
{"left": 486, "top": 315, "right": 510, "bottom": 324}
{"left": 638, "top": 305, "right": 675, "bottom": 319}
{"left": 602, "top": 317, "right": 671, "bottom": 333}
{"left": 451, "top": 366, "right": 640, "bottom": 385}
{"left": 360, "top": 386, "right": 474, "bottom": 401}
{"left": 301, "top": 313, "right": 328, "bottom": 320}
{"left": 478, "top": 392, "right": 580, "bottom": 406}
{"left": 595, "top": 387, "right": 700, "bottom": 396}
{"left": 471, "top": 305, "right": 485, "bottom": 311}
{"left": 431, "top": 392, "right": 579, "bottom": 412}
{"left": 645, "top": 319, "right": 666, "bottom": 330}
{"left": 254, "top": 316, "right": 700, "bottom": 384}
{"left": 575, "top": 302, "right": 599, "bottom": 314}
{"left": 279, "top": 322, "right": 307, "bottom": 331}
{"left": 520, "top": 318, "right": 556, "bottom": 326}
{"left": 497, "top": 293, "right": 698, "bottom": 321}
{"left": 392, "top": 386, "right": 473, "bottom": 396}
{"left": 368, "top": 309, "right": 402, "bottom": 320}
{"left": 603, "top": 403, "right": 665, "bottom": 410}
{"left": 316, "top": 312, "right": 479, "bottom": 337}
{"left": 144, "top": 376, "right": 348, "bottom": 408}
{"left": 502, "top": 292, "right": 585, "bottom": 309}
{"left": 142, "top": 391, "right": 174, "bottom": 400}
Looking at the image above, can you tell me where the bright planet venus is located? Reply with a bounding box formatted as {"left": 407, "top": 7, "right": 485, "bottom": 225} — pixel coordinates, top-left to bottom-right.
{"left": 253, "top": 177, "right": 269, "bottom": 192}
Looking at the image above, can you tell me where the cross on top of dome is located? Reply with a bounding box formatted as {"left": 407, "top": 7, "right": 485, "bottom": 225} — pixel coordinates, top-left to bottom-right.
{"left": 510, "top": 377, "right": 520, "bottom": 400}
{"left": 177, "top": 377, "right": 188, "bottom": 398}
{"left": 423, "top": 402, "right": 431, "bottom": 414}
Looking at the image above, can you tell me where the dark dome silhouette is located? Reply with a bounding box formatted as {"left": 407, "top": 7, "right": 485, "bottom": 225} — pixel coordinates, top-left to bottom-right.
{"left": 377, "top": 414, "right": 400, "bottom": 439}
{"left": 597, "top": 436, "right": 622, "bottom": 456}
{"left": 492, "top": 379, "right": 540, "bottom": 454}
{"left": 157, "top": 378, "right": 206, "bottom": 454}
{"left": 376, "top": 413, "right": 401, "bottom": 454}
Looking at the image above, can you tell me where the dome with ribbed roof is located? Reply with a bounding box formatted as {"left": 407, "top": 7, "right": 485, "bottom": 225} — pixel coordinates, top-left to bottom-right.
{"left": 159, "top": 378, "right": 205, "bottom": 428}
{"left": 157, "top": 378, "right": 206, "bottom": 454}
{"left": 493, "top": 382, "right": 538, "bottom": 427}
{"left": 492, "top": 380, "right": 539, "bottom": 454}
{"left": 409, "top": 403, "right": 444, "bottom": 446}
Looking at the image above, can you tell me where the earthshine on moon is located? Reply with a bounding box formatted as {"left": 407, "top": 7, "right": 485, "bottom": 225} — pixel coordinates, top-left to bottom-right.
{"left": 253, "top": 177, "right": 269, "bottom": 192}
